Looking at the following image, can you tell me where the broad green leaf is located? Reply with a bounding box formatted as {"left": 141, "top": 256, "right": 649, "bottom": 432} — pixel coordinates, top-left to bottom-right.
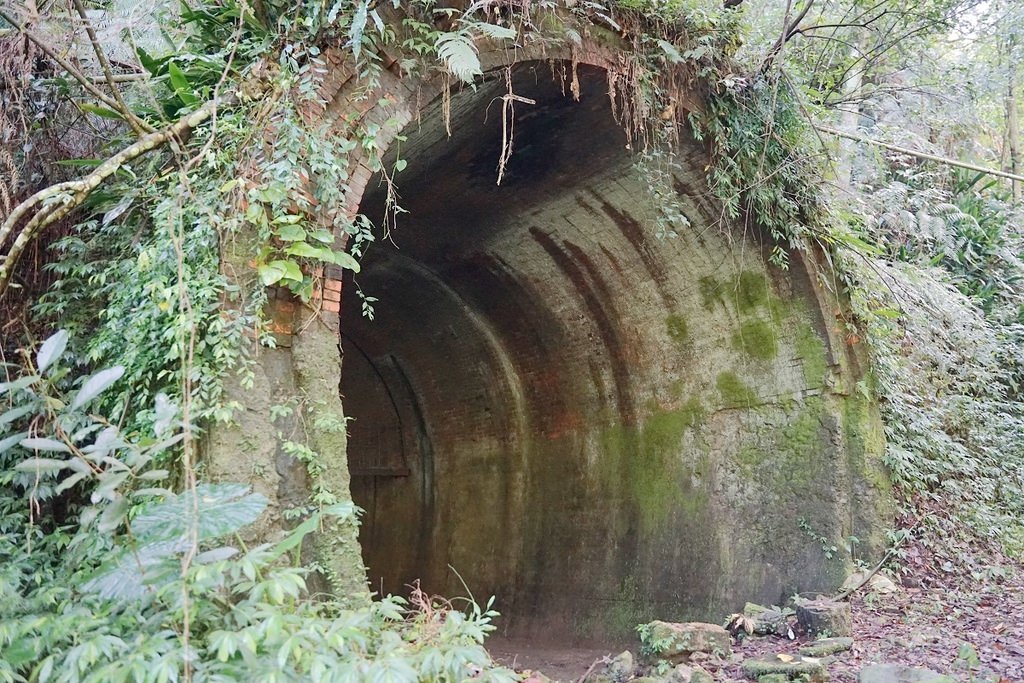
{"left": 55, "top": 470, "right": 90, "bottom": 494}
{"left": 132, "top": 483, "right": 268, "bottom": 544}
{"left": 285, "top": 242, "right": 331, "bottom": 259}
{"left": 14, "top": 457, "right": 70, "bottom": 473}
{"left": 0, "top": 432, "right": 27, "bottom": 454}
{"left": 0, "top": 375, "right": 40, "bottom": 396}
{"left": 259, "top": 262, "right": 286, "bottom": 286}
{"left": 268, "top": 514, "right": 319, "bottom": 560}
{"left": 79, "top": 102, "right": 126, "bottom": 120}
{"left": 195, "top": 546, "right": 238, "bottom": 564}
{"left": 19, "top": 437, "right": 70, "bottom": 452}
{"left": 0, "top": 404, "right": 34, "bottom": 427}
{"left": 154, "top": 392, "right": 176, "bottom": 437}
{"left": 348, "top": 0, "right": 369, "bottom": 58}
{"left": 332, "top": 250, "right": 361, "bottom": 273}
{"left": 657, "top": 39, "right": 683, "bottom": 64}
{"left": 269, "top": 259, "right": 303, "bottom": 282}
{"left": 309, "top": 228, "right": 335, "bottom": 244}
{"left": 168, "top": 62, "right": 198, "bottom": 105}
{"left": 276, "top": 224, "right": 307, "bottom": 241}
{"left": 72, "top": 366, "right": 125, "bottom": 409}
{"left": 36, "top": 329, "right": 69, "bottom": 372}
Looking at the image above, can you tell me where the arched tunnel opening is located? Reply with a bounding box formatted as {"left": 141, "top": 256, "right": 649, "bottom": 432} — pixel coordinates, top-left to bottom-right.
{"left": 340, "top": 61, "right": 885, "bottom": 644}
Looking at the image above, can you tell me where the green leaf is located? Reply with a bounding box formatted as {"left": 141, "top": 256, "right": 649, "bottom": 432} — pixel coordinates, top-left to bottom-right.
{"left": 269, "top": 513, "right": 319, "bottom": 560}
{"left": 19, "top": 437, "right": 70, "bottom": 453}
{"left": 270, "top": 259, "right": 303, "bottom": 282}
{"left": 97, "top": 497, "right": 130, "bottom": 533}
{"left": 133, "top": 483, "right": 268, "bottom": 543}
{"left": 436, "top": 32, "right": 481, "bottom": 83}
{"left": 348, "top": 0, "right": 369, "bottom": 58}
{"left": 168, "top": 62, "right": 198, "bottom": 106}
{"left": 276, "top": 224, "right": 307, "bottom": 241}
{"left": 0, "top": 432, "right": 27, "bottom": 454}
{"left": 474, "top": 23, "right": 516, "bottom": 40}
{"left": 0, "top": 375, "right": 40, "bottom": 396}
{"left": 55, "top": 470, "right": 90, "bottom": 494}
{"left": 14, "top": 457, "right": 71, "bottom": 473}
{"left": 285, "top": 242, "right": 331, "bottom": 259}
{"left": 136, "top": 46, "right": 165, "bottom": 76}
{"left": 657, "top": 39, "right": 683, "bottom": 64}
{"left": 36, "top": 329, "right": 69, "bottom": 373}
{"left": 72, "top": 366, "right": 125, "bottom": 410}
{"left": 394, "top": 158, "right": 407, "bottom": 172}
{"left": 259, "top": 262, "right": 286, "bottom": 286}
{"left": 0, "top": 404, "right": 34, "bottom": 427}
{"left": 78, "top": 102, "right": 126, "bottom": 120}
{"left": 309, "top": 228, "right": 335, "bottom": 244}
{"left": 332, "top": 250, "right": 361, "bottom": 273}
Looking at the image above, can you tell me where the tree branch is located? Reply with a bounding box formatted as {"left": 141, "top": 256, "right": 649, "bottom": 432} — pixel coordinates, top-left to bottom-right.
{"left": 762, "top": 0, "right": 816, "bottom": 72}
{"left": 70, "top": 0, "right": 151, "bottom": 135}
{"left": 0, "top": 4, "right": 154, "bottom": 132}
{"left": 815, "top": 124, "right": 1024, "bottom": 183}
{"left": 0, "top": 96, "right": 232, "bottom": 298}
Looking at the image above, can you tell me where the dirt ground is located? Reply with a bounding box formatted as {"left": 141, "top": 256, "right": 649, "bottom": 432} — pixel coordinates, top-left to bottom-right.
{"left": 488, "top": 556, "right": 1024, "bottom": 682}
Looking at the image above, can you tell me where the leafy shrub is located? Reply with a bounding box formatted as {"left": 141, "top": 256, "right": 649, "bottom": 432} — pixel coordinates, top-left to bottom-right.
{"left": 0, "top": 332, "right": 518, "bottom": 682}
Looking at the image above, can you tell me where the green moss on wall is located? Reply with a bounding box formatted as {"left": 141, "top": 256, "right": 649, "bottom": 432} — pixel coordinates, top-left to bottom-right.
{"left": 735, "top": 270, "right": 770, "bottom": 312}
{"left": 794, "top": 315, "right": 828, "bottom": 387}
{"left": 599, "top": 398, "right": 706, "bottom": 534}
{"left": 666, "top": 314, "right": 690, "bottom": 347}
{"left": 732, "top": 318, "right": 779, "bottom": 361}
{"left": 699, "top": 276, "right": 723, "bottom": 311}
{"left": 717, "top": 371, "right": 757, "bottom": 407}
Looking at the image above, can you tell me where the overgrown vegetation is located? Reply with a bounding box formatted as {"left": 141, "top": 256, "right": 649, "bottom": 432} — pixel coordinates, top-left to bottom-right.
{"left": 3, "top": 0, "right": 1024, "bottom": 678}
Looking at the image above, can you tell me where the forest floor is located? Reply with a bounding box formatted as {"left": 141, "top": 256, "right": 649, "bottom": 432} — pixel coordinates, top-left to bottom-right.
{"left": 489, "top": 549, "right": 1024, "bottom": 682}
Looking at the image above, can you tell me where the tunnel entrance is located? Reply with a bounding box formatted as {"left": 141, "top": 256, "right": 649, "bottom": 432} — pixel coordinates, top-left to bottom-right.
{"left": 340, "top": 61, "right": 884, "bottom": 642}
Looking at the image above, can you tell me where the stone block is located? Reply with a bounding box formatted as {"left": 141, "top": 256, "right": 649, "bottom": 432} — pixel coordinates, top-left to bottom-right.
{"left": 800, "top": 637, "right": 854, "bottom": 657}
{"left": 795, "top": 598, "right": 853, "bottom": 637}
{"left": 858, "top": 664, "right": 955, "bottom": 683}
{"left": 741, "top": 655, "right": 828, "bottom": 682}
{"left": 640, "top": 621, "right": 731, "bottom": 662}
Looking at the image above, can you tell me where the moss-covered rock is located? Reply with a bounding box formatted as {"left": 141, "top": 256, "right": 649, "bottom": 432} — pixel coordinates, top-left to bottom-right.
{"left": 800, "top": 637, "right": 854, "bottom": 657}
{"left": 741, "top": 655, "right": 828, "bottom": 681}
{"left": 639, "top": 621, "right": 731, "bottom": 662}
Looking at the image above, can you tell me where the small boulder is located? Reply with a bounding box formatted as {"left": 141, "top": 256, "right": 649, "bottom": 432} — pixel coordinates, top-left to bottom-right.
{"left": 639, "top": 621, "right": 732, "bottom": 662}
{"left": 605, "top": 650, "right": 635, "bottom": 681}
{"left": 800, "top": 637, "right": 854, "bottom": 657}
{"left": 664, "top": 663, "right": 714, "bottom": 683}
{"left": 795, "top": 598, "right": 852, "bottom": 637}
{"left": 842, "top": 572, "right": 900, "bottom": 595}
{"left": 741, "top": 655, "right": 828, "bottom": 682}
{"left": 522, "top": 673, "right": 554, "bottom": 683}
{"left": 757, "top": 675, "right": 791, "bottom": 683}
{"left": 742, "top": 603, "right": 795, "bottom": 637}
{"left": 858, "top": 664, "right": 955, "bottom": 683}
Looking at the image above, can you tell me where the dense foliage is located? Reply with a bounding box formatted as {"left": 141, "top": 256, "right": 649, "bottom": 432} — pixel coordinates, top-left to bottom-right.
{"left": 3, "top": 0, "right": 1024, "bottom": 679}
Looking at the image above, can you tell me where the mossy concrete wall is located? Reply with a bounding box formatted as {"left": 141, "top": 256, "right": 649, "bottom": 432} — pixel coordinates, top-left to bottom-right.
{"left": 333, "top": 62, "right": 892, "bottom": 641}
{"left": 208, "top": 41, "right": 892, "bottom": 640}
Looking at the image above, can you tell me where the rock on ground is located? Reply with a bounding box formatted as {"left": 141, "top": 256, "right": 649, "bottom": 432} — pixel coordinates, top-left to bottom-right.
{"left": 857, "top": 663, "right": 956, "bottom": 683}
{"left": 800, "top": 637, "right": 855, "bottom": 657}
{"left": 795, "top": 598, "right": 853, "bottom": 637}
{"left": 639, "top": 621, "right": 732, "bottom": 662}
{"left": 741, "top": 654, "right": 829, "bottom": 682}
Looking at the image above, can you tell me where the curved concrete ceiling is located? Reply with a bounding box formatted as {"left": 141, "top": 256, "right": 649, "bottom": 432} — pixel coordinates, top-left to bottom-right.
{"left": 341, "top": 62, "right": 888, "bottom": 641}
